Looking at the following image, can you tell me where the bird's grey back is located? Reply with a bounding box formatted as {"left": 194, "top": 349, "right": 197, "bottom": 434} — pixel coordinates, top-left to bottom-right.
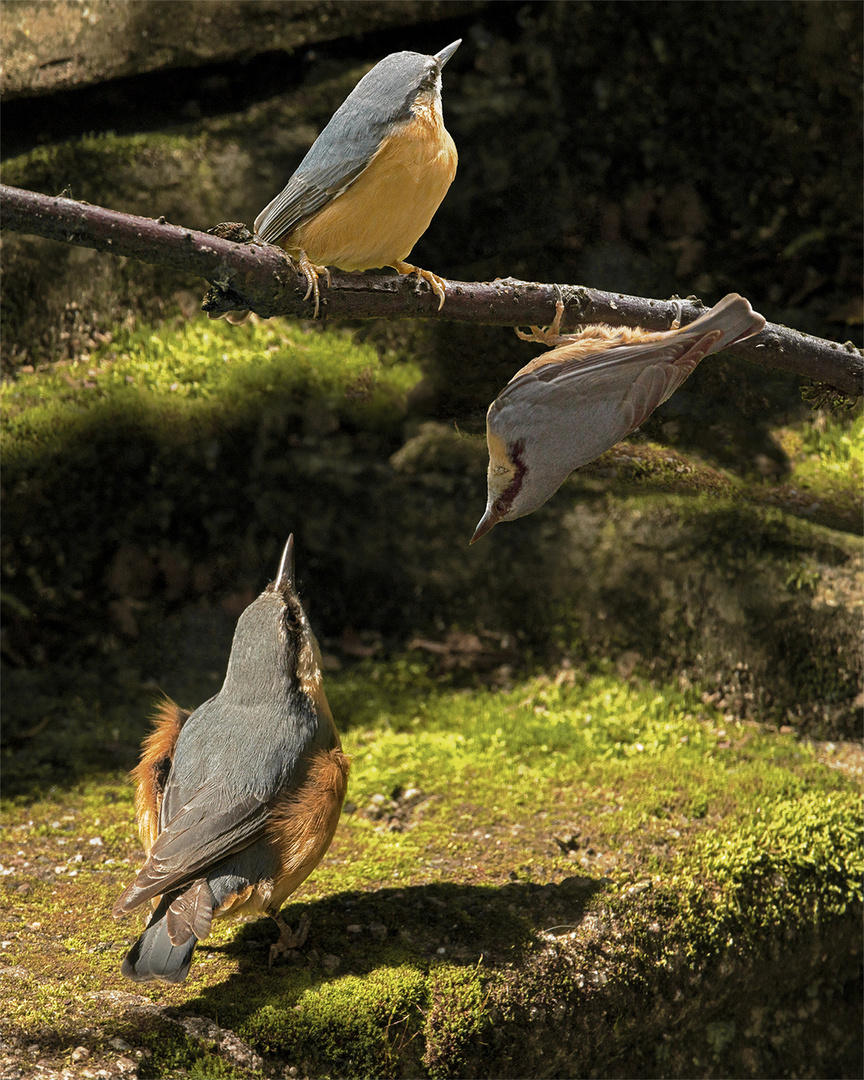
{"left": 255, "top": 51, "right": 436, "bottom": 243}
{"left": 158, "top": 593, "right": 324, "bottom": 822}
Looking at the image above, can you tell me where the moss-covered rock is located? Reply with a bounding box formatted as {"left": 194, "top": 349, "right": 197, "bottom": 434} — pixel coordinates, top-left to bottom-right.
{"left": 2, "top": 666, "right": 861, "bottom": 1077}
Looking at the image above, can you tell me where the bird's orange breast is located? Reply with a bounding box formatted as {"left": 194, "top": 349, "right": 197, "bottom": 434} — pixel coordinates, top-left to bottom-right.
{"left": 287, "top": 106, "right": 457, "bottom": 272}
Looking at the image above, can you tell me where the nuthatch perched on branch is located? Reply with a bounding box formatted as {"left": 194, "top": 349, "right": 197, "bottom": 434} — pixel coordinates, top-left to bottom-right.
{"left": 114, "top": 537, "right": 349, "bottom": 983}
{"left": 471, "top": 293, "right": 767, "bottom": 543}
{"left": 254, "top": 41, "right": 461, "bottom": 317}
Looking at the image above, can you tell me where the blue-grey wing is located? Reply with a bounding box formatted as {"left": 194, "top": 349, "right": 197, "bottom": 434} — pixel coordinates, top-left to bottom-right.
{"left": 495, "top": 337, "right": 702, "bottom": 442}
{"left": 254, "top": 97, "right": 404, "bottom": 244}
{"left": 488, "top": 339, "right": 700, "bottom": 476}
{"left": 114, "top": 785, "right": 270, "bottom": 914}
{"left": 116, "top": 691, "right": 315, "bottom": 915}
{"left": 254, "top": 156, "right": 370, "bottom": 244}
{"left": 504, "top": 336, "right": 689, "bottom": 394}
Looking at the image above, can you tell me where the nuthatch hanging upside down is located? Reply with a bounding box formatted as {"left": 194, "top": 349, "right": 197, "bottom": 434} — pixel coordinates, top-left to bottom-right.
{"left": 113, "top": 537, "right": 349, "bottom": 983}
{"left": 254, "top": 41, "right": 461, "bottom": 317}
{"left": 471, "top": 293, "right": 767, "bottom": 543}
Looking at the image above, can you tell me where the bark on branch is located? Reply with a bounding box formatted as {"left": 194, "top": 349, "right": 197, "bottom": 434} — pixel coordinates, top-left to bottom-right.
{"left": 2, "top": 183, "right": 861, "bottom": 398}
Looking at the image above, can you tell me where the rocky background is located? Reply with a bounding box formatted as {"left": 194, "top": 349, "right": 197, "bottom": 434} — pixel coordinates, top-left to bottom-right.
{"left": 1, "top": 2, "right": 862, "bottom": 1078}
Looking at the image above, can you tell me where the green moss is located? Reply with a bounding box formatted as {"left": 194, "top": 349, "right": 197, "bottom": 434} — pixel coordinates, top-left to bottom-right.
{"left": 242, "top": 964, "right": 428, "bottom": 1077}
{"left": 137, "top": 1026, "right": 252, "bottom": 1080}
{"left": 423, "top": 965, "right": 491, "bottom": 1078}
{"left": 2, "top": 316, "right": 421, "bottom": 441}
{"left": 797, "top": 409, "right": 863, "bottom": 480}
{"left": 767, "top": 404, "right": 864, "bottom": 527}
{"left": 671, "top": 790, "right": 863, "bottom": 956}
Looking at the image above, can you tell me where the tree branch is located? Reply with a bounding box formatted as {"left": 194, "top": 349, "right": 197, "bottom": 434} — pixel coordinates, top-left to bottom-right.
{"left": 2, "top": 183, "right": 861, "bottom": 398}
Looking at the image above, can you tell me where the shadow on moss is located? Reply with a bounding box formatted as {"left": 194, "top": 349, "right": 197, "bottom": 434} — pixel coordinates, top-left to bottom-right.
{"left": 179, "top": 876, "right": 602, "bottom": 1078}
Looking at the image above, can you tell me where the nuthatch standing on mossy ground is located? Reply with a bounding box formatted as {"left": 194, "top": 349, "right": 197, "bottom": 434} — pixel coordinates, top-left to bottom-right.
{"left": 254, "top": 40, "right": 461, "bottom": 317}
{"left": 471, "top": 293, "right": 767, "bottom": 543}
{"left": 114, "top": 537, "right": 349, "bottom": 984}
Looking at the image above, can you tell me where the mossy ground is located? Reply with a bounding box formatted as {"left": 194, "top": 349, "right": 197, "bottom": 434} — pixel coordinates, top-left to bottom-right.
{"left": 2, "top": 661, "right": 861, "bottom": 1077}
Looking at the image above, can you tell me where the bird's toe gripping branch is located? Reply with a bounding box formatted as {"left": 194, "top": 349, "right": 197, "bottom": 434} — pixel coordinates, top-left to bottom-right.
{"left": 295, "top": 253, "right": 332, "bottom": 319}
{"left": 393, "top": 261, "right": 449, "bottom": 310}
{"left": 515, "top": 298, "right": 567, "bottom": 346}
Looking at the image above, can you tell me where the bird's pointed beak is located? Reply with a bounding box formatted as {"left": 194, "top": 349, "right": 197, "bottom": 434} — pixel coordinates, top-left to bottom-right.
{"left": 434, "top": 39, "right": 461, "bottom": 68}
{"left": 274, "top": 534, "right": 295, "bottom": 589}
{"left": 470, "top": 505, "right": 501, "bottom": 545}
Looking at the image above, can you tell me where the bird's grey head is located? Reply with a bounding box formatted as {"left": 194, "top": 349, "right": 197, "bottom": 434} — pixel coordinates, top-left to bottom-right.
{"left": 221, "top": 536, "right": 319, "bottom": 698}
{"left": 366, "top": 40, "right": 460, "bottom": 117}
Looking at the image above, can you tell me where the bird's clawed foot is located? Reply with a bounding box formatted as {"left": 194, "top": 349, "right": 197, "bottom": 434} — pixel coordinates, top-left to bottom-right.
{"left": 269, "top": 910, "right": 311, "bottom": 969}
{"left": 515, "top": 298, "right": 567, "bottom": 347}
{"left": 393, "top": 261, "right": 448, "bottom": 310}
{"left": 295, "top": 253, "right": 332, "bottom": 319}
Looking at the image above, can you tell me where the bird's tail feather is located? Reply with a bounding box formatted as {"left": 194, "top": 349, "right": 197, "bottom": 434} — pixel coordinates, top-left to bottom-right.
{"left": 680, "top": 293, "right": 766, "bottom": 351}
{"left": 121, "top": 895, "right": 197, "bottom": 984}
